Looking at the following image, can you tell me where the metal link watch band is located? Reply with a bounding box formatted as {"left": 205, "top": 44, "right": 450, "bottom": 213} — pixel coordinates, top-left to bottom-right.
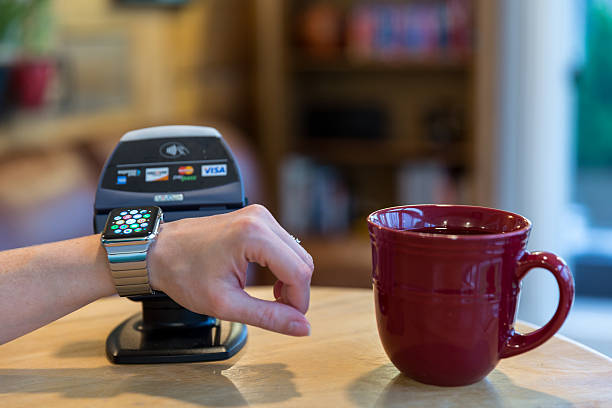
{"left": 105, "top": 242, "right": 153, "bottom": 296}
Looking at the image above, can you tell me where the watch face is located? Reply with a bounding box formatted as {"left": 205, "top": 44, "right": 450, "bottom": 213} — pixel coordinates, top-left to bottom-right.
{"left": 102, "top": 206, "right": 161, "bottom": 240}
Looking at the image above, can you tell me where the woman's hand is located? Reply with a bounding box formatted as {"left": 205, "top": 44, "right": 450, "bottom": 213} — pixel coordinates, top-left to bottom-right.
{"left": 148, "top": 204, "right": 314, "bottom": 336}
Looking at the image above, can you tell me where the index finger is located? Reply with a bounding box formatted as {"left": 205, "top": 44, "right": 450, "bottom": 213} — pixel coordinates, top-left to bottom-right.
{"left": 243, "top": 223, "right": 313, "bottom": 313}
{"left": 242, "top": 205, "right": 314, "bottom": 270}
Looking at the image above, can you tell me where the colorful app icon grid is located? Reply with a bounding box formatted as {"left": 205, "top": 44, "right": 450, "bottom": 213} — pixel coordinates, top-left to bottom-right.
{"left": 109, "top": 209, "right": 153, "bottom": 235}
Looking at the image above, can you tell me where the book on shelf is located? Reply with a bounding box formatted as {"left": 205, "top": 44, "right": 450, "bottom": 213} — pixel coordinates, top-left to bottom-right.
{"left": 279, "top": 156, "right": 351, "bottom": 236}
{"left": 397, "top": 160, "right": 469, "bottom": 205}
{"left": 297, "top": 0, "right": 473, "bottom": 63}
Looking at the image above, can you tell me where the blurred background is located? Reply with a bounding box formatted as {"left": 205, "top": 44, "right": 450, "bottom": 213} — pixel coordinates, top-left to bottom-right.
{"left": 0, "top": 0, "right": 611, "bottom": 356}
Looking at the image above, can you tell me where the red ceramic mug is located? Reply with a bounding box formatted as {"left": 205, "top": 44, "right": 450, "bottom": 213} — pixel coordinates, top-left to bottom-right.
{"left": 367, "top": 205, "right": 574, "bottom": 386}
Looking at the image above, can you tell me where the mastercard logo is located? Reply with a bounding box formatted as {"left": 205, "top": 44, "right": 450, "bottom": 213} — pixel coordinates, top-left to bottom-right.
{"left": 178, "top": 166, "right": 194, "bottom": 176}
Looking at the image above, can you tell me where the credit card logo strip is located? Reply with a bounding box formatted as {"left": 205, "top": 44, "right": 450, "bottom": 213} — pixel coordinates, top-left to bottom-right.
{"left": 201, "top": 164, "right": 227, "bottom": 177}
{"left": 145, "top": 167, "right": 169, "bottom": 182}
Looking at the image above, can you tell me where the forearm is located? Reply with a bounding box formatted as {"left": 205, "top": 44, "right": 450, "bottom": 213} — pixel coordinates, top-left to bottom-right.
{"left": 0, "top": 234, "right": 116, "bottom": 344}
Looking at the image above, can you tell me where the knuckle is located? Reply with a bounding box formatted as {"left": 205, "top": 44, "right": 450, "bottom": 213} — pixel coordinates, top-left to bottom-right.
{"left": 296, "top": 262, "right": 313, "bottom": 285}
{"left": 235, "top": 216, "right": 265, "bottom": 238}
{"left": 255, "top": 305, "right": 278, "bottom": 330}
{"left": 247, "top": 203, "right": 269, "bottom": 217}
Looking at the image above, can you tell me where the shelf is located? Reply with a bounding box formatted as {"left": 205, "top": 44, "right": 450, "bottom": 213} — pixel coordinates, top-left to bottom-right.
{"left": 292, "top": 54, "right": 472, "bottom": 75}
{"left": 301, "top": 234, "right": 373, "bottom": 288}
{"left": 0, "top": 108, "right": 188, "bottom": 157}
{"left": 294, "top": 138, "right": 468, "bottom": 167}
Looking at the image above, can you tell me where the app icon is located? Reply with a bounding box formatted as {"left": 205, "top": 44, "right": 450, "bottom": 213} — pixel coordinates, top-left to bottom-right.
{"left": 141, "top": 222, "right": 149, "bottom": 228}
{"left": 123, "top": 215, "right": 131, "bottom": 220}
{"left": 113, "top": 216, "right": 121, "bottom": 221}
{"left": 178, "top": 165, "right": 194, "bottom": 175}
{"left": 140, "top": 210, "right": 147, "bottom": 214}
{"left": 126, "top": 219, "right": 136, "bottom": 224}
{"left": 201, "top": 164, "right": 227, "bottom": 177}
{"left": 120, "top": 211, "right": 128, "bottom": 216}
{"left": 116, "top": 220, "right": 125, "bottom": 225}
{"left": 145, "top": 167, "right": 169, "bottom": 182}
{"left": 135, "top": 228, "right": 142, "bottom": 232}
{"left": 120, "top": 225, "right": 128, "bottom": 229}
{"left": 137, "top": 219, "right": 146, "bottom": 223}
{"left": 133, "top": 214, "right": 142, "bottom": 219}
{"left": 124, "top": 229, "right": 133, "bottom": 233}
{"left": 143, "top": 214, "right": 151, "bottom": 218}
{"left": 116, "top": 176, "right": 127, "bottom": 185}
{"left": 111, "top": 225, "right": 118, "bottom": 230}
{"left": 114, "top": 230, "right": 122, "bottom": 234}
{"left": 129, "top": 210, "right": 138, "bottom": 215}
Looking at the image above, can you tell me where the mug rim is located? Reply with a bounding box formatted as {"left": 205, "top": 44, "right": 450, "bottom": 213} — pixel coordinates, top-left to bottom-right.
{"left": 367, "top": 204, "right": 532, "bottom": 240}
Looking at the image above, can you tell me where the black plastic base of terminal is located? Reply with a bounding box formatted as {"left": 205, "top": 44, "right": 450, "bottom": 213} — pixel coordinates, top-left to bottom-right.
{"left": 106, "top": 295, "right": 247, "bottom": 364}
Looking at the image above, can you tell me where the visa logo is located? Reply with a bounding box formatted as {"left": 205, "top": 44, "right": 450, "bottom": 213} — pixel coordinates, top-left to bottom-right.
{"left": 201, "top": 164, "right": 227, "bottom": 177}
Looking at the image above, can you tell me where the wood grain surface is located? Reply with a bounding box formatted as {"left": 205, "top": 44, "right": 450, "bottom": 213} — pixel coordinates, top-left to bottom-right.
{"left": 0, "top": 286, "right": 610, "bottom": 407}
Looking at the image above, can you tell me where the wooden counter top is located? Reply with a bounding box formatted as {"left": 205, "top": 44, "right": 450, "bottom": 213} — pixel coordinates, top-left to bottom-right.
{"left": 0, "top": 286, "right": 610, "bottom": 407}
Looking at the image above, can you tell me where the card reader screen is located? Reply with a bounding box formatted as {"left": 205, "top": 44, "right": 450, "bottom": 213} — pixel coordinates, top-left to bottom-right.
{"left": 101, "top": 206, "right": 160, "bottom": 239}
{"left": 101, "top": 137, "right": 239, "bottom": 193}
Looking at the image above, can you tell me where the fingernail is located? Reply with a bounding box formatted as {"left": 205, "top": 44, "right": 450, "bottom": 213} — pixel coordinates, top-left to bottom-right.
{"left": 288, "top": 320, "right": 311, "bottom": 336}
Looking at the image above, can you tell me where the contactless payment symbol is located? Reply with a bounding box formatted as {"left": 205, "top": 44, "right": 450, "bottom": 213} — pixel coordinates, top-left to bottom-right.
{"left": 145, "top": 167, "right": 169, "bottom": 182}
{"left": 160, "top": 142, "right": 189, "bottom": 159}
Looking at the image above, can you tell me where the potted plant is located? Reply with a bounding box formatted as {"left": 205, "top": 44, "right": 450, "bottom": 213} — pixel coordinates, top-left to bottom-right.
{"left": 12, "top": 0, "right": 56, "bottom": 109}
{"left": 0, "top": 0, "right": 28, "bottom": 115}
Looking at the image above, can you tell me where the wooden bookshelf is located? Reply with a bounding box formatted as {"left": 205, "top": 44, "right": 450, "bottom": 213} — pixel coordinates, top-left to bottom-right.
{"left": 295, "top": 138, "right": 468, "bottom": 166}
{"left": 291, "top": 55, "right": 473, "bottom": 74}
{"left": 253, "top": 0, "right": 496, "bottom": 288}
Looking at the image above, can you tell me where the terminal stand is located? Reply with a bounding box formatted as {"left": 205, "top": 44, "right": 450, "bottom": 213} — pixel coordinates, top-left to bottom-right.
{"left": 106, "top": 294, "right": 247, "bottom": 364}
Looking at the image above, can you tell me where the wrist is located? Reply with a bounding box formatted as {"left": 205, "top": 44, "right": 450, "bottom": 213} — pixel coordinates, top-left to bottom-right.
{"left": 94, "top": 234, "right": 120, "bottom": 298}
{"left": 147, "top": 220, "right": 178, "bottom": 292}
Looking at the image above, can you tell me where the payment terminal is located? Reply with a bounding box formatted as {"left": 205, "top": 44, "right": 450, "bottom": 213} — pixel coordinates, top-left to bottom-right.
{"left": 94, "top": 125, "right": 247, "bottom": 364}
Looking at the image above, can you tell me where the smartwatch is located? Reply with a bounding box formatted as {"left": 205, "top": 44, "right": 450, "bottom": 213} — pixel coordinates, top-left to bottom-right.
{"left": 101, "top": 206, "right": 163, "bottom": 296}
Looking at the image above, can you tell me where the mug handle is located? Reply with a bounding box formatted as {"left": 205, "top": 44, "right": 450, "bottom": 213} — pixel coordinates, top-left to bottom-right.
{"left": 500, "top": 251, "right": 575, "bottom": 359}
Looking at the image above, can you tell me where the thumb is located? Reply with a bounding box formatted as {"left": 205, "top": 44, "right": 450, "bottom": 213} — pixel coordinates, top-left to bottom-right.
{"left": 220, "top": 289, "right": 311, "bottom": 336}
